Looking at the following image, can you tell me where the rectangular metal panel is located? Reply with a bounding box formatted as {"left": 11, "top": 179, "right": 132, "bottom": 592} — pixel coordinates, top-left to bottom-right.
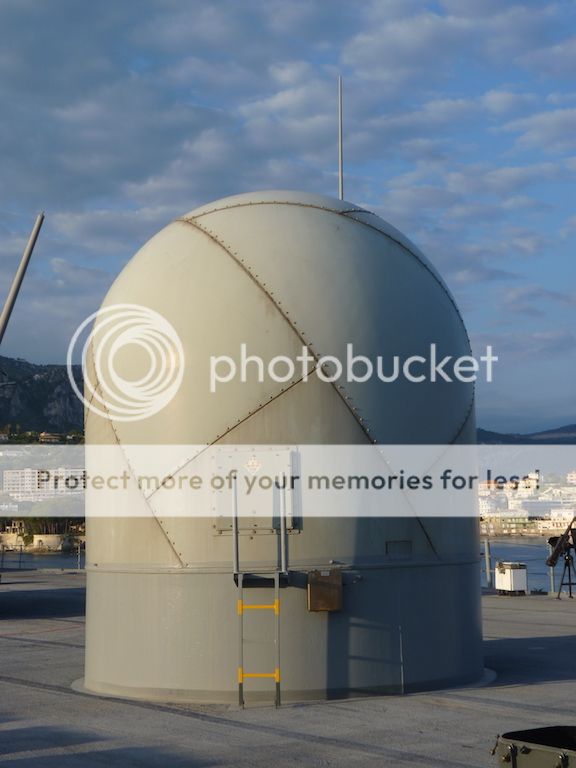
{"left": 307, "top": 569, "right": 343, "bottom": 612}
{"left": 213, "top": 447, "right": 296, "bottom": 533}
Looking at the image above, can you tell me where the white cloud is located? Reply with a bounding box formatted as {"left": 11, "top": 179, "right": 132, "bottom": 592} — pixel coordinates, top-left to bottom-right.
{"left": 481, "top": 89, "right": 536, "bottom": 115}
{"left": 445, "top": 161, "right": 570, "bottom": 195}
{"left": 269, "top": 61, "right": 314, "bottom": 86}
{"left": 560, "top": 214, "right": 576, "bottom": 239}
{"left": 51, "top": 207, "right": 176, "bottom": 256}
{"left": 451, "top": 266, "right": 517, "bottom": 284}
{"left": 503, "top": 284, "right": 576, "bottom": 315}
{"left": 519, "top": 35, "right": 576, "bottom": 77}
{"left": 165, "top": 57, "right": 257, "bottom": 92}
{"left": 503, "top": 108, "right": 576, "bottom": 152}
{"left": 344, "top": 2, "right": 568, "bottom": 88}
{"left": 439, "top": 0, "right": 522, "bottom": 17}
{"left": 343, "top": 11, "right": 471, "bottom": 86}
{"left": 442, "top": 201, "right": 503, "bottom": 222}
{"left": 239, "top": 80, "right": 332, "bottom": 119}
{"left": 382, "top": 183, "right": 458, "bottom": 212}
{"left": 546, "top": 91, "right": 576, "bottom": 105}
{"left": 472, "top": 328, "right": 576, "bottom": 359}
{"left": 500, "top": 195, "right": 540, "bottom": 211}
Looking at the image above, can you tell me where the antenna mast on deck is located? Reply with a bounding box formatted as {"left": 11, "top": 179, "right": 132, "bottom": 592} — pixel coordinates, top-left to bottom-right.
{"left": 0, "top": 212, "right": 44, "bottom": 346}
{"left": 338, "top": 75, "right": 344, "bottom": 201}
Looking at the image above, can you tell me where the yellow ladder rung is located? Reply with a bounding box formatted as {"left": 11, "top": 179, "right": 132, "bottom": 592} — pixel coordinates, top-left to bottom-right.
{"left": 237, "top": 599, "right": 280, "bottom": 615}
{"left": 244, "top": 673, "right": 275, "bottom": 679}
{"left": 238, "top": 667, "right": 281, "bottom": 683}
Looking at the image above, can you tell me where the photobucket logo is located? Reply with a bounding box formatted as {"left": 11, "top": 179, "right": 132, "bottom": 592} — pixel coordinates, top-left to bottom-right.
{"left": 67, "top": 304, "right": 185, "bottom": 422}
{"left": 210, "top": 343, "right": 497, "bottom": 392}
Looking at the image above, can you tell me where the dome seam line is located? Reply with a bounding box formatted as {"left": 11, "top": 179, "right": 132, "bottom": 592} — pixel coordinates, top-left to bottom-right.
{"left": 341, "top": 210, "right": 472, "bottom": 353}
{"left": 175, "top": 217, "right": 444, "bottom": 560}
{"left": 85, "top": 354, "right": 186, "bottom": 568}
{"left": 175, "top": 217, "right": 377, "bottom": 445}
{"left": 178, "top": 202, "right": 471, "bottom": 354}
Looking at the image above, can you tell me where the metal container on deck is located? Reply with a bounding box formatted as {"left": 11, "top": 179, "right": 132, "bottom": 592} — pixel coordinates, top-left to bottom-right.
{"left": 495, "top": 562, "right": 528, "bottom": 594}
{"left": 495, "top": 727, "right": 576, "bottom": 766}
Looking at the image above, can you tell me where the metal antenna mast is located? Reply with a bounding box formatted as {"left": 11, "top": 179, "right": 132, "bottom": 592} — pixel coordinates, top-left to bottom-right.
{"left": 0, "top": 212, "right": 44, "bottom": 347}
{"left": 338, "top": 75, "right": 344, "bottom": 201}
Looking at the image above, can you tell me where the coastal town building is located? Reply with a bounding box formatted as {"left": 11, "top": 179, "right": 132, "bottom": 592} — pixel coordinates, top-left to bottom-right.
{"left": 2, "top": 467, "right": 85, "bottom": 501}
{"left": 38, "top": 432, "right": 64, "bottom": 444}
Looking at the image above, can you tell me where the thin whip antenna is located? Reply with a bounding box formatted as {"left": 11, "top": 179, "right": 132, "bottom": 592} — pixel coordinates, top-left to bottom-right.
{"left": 0, "top": 212, "right": 44, "bottom": 347}
{"left": 338, "top": 75, "right": 344, "bottom": 201}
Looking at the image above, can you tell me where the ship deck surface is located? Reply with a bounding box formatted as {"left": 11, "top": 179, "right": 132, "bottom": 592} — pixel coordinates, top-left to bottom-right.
{"left": 0, "top": 571, "right": 573, "bottom": 767}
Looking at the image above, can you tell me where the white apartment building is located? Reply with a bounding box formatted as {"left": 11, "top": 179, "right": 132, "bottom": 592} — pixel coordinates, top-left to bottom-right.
{"left": 2, "top": 467, "right": 85, "bottom": 501}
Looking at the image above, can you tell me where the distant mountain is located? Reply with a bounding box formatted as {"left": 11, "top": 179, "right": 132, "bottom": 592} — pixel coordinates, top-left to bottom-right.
{"left": 0, "top": 354, "right": 575, "bottom": 442}
{"left": 0, "top": 356, "right": 83, "bottom": 432}
{"left": 477, "top": 424, "right": 576, "bottom": 445}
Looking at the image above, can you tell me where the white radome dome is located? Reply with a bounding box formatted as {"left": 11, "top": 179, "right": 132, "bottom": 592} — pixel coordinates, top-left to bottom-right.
{"left": 90, "top": 190, "right": 474, "bottom": 446}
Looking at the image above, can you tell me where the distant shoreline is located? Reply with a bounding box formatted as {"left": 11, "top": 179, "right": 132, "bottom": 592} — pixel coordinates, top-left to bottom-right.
{"left": 482, "top": 532, "right": 547, "bottom": 538}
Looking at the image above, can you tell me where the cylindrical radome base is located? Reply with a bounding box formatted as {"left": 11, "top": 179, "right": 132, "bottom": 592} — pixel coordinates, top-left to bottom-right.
{"left": 83, "top": 561, "right": 482, "bottom": 703}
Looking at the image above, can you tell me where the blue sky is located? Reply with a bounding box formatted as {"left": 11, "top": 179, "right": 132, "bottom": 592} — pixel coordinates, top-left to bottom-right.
{"left": 0, "top": 0, "right": 575, "bottom": 433}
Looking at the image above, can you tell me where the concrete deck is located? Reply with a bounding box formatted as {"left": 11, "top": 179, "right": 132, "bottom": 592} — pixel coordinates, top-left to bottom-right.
{"left": 1, "top": 572, "right": 575, "bottom": 767}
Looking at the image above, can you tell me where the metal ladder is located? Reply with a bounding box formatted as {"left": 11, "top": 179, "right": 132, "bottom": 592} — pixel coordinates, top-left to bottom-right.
{"left": 232, "top": 474, "right": 287, "bottom": 708}
{"left": 236, "top": 571, "right": 281, "bottom": 708}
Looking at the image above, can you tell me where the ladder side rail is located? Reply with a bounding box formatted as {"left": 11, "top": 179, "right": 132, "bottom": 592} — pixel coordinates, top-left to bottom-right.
{"left": 232, "top": 473, "right": 239, "bottom": 575}
{"left": 279, "top": 479, "right": 287, "bottom": 574}
{"left": 274, "top": 571, "right": 281, "bottom": 707}
{"left": 237, "top": 572, "right": 244, "bottom": 707}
